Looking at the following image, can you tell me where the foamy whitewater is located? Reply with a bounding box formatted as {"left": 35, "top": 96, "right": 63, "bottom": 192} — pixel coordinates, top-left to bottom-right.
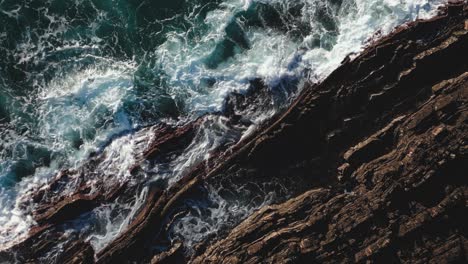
{"left": 0, "top": 0, "right": 446, "bottom": 255}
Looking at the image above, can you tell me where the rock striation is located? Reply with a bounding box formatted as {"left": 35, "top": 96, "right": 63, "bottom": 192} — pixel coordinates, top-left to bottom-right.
{"left": 190, "top": 2, "right": 468, "bottom": 263}
{"left": 1, "top": 1, "right": 466, "bottom": 263}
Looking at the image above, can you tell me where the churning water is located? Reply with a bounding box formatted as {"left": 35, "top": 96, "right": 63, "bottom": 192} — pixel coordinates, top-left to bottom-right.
{"left": 0, "top": 0, "right": 445, "bottom": 254}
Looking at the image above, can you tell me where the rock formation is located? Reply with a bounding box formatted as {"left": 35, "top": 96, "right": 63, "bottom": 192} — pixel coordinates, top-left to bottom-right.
{"left": 1, "top": 1, "right": 466, "bottom": 263}
{"left": 190, "top": 3, "right": 468, "bottom": 263}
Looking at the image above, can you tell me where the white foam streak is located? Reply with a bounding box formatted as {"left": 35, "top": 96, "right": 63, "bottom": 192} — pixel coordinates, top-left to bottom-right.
{"left": 0, "top": 59, "right": 137, "bottom": 248}
{"left": 38, "top": 60, "right": 135, "bottom": 163}
{"left": 88, "top": 187, "right": 149, "bottom": 252}
{"left": 303, "top": 0, "right": 446, "bottom": 79}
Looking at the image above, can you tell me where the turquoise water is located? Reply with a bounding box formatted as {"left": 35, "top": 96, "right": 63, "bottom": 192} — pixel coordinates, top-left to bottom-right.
{"left": 0, "top": 0, "right": 445, "bottom": 253}
{"left": 0, "top": 0, "right": 220, "bottom": 185}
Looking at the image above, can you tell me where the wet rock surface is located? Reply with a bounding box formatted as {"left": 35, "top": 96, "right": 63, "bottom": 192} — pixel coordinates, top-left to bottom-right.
{"left": 1, "top": 2, "right": 467, "bottom": 263}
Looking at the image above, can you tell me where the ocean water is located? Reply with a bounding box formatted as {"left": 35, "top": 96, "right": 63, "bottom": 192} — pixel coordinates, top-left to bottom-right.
{"left": 0, "top": 0, "right": 445, "bottom": 256}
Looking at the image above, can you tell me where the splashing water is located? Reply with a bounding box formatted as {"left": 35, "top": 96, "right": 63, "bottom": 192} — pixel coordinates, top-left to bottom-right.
{"left": 0, "top": 0, "right": 446, "bottom": 254}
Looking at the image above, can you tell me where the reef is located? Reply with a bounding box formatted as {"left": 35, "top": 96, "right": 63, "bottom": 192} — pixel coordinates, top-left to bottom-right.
{"left": 1, "top": 1, "right": 467, "bottom": 263}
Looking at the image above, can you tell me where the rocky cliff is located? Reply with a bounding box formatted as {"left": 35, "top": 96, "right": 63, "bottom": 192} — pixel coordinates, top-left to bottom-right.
{"left": 1, "top": 1, "right": 467, "bottom": 263}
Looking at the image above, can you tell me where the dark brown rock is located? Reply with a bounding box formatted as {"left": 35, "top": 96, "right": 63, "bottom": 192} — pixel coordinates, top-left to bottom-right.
{"left": 190, "top": 4, "right": 468, "bottom": 263}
